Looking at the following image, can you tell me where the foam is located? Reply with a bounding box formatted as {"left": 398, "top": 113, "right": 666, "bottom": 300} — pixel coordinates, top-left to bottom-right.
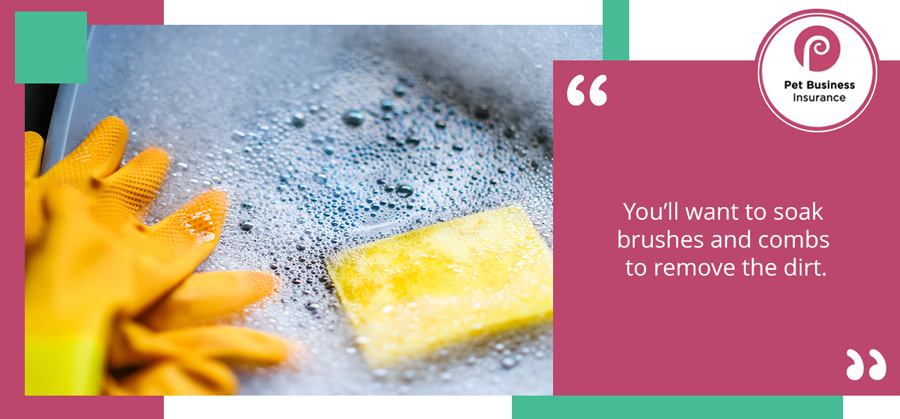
{"left": 63, "top": 26, "right": 600, "bottom": 394}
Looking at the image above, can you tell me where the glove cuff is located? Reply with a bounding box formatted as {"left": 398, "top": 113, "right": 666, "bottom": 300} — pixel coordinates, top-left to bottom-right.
{"left": 25, "top": 335, "right": 105, "bottom": 395}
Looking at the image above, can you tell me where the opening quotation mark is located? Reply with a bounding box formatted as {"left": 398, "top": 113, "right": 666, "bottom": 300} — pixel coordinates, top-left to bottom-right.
{"left": 567, "top": 74, "right": 607, "bottom": 106}
{"left": 846, "top": 349, "right": 887, "bottom": 381}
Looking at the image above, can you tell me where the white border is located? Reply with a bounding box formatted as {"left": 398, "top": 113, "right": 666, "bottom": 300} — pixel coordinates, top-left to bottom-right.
{"left": 164, "top": 396, "right": 512, "bottom": 419}
{"left": 844, "top": 396, "right": 900, "bottom": 419}
{"left": 631, "top": 0, "right": 900, "bottom": 60}
{"left": 164, "top": 0, "right": 603, "bottom": 25}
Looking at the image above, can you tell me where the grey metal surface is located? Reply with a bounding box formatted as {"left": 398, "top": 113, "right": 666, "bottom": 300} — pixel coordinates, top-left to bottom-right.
{"left": 42, "top": 83, "right": 78, "bottom": 174}
{"left": 42, "top": 26, "right": 95, "bottom": 174}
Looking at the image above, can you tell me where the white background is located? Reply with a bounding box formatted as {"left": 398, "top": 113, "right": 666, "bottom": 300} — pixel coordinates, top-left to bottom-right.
{"left": 164, "top": 0, "right": 604, "bottom": 25}
{"left": 632, "top": 0, "right": 900, "bottom": 60}
{"left": 845, "top": 396, "right": 900, "bottom": 419}
{"left": 165, "top": 396, "right": 512, "bottom": 418}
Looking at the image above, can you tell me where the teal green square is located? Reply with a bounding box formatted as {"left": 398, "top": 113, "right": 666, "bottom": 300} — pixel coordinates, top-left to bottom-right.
{"left": 15, "top": 12, "right": 87, "bottom": 83}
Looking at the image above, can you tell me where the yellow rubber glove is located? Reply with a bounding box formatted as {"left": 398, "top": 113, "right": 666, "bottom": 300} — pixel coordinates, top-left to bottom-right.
{"left": 103, "top": 271, "right": 294, "bottom": 395}
{"left": 25, "top": 117, "right": 138, "bottom": 250}
{"left": 24, "top": 117, "right": 291, "bottom": 395}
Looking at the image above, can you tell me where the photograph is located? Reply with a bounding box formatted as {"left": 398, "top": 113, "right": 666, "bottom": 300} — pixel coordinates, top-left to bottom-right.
{"left": 24, "top": 25, "right": 600, "bottom": 395}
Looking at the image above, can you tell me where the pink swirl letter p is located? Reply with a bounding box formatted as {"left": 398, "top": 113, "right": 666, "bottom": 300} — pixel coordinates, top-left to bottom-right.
{"left": 794, "top": 26, "right": 840, "bottom": 72}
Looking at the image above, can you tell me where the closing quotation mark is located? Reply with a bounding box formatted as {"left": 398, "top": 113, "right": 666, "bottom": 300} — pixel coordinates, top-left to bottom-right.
{"left": 846, "top": 349, "right": 887, "bottom": 381}
{"left": 869, "top": 349, "right": 887, "bottom": 380}
{"left": 567, "top": 74, "right": 607, "bottom": 106}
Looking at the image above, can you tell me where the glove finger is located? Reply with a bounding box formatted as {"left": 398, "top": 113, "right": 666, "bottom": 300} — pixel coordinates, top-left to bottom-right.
{"left": 143, "top": 190, "right": 226, "bottom": 263}
{"left": 128, "top": 191, "right": 227, "bottom": 312}
{"left": 24, "top": 187, "right": 43, "bottom": 249}
{"left": 142, "top": 271, "right": 278, "bottom": 330}
{"left": 105, "top": 357, "right": 238, "bottom": 395}
{"left": 25, "top": 131, "right": 44, "bottom": 180}
{"left": 108, "top": 320, "right": 179, "bottom": 368}
{"left": 25, "top": 132, "right": 46, "bottom": 248}
{"left": 161, "top": 325, "right": 293, "bottom": 368}
{"left": 110, "top": 320, "right": 292, "bottom": 369}
{"left": 91, "top": 147, "right": 170, "bottom": 232}
{"left": 52, "top": 116, "right": 128, "bottom": 180}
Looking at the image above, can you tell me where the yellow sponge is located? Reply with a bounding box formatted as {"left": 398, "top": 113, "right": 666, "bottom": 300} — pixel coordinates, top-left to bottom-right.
{"left": 326, "top": 205, "right": 553, "bottom": 367}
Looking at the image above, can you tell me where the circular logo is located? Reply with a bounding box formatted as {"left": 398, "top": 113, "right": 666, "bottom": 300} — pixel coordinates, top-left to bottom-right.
{"left": 757, "top": 10, "right": 878, "bottom": 132}
{"left": 794, "top": 26, "right": 840, "bottom": 71}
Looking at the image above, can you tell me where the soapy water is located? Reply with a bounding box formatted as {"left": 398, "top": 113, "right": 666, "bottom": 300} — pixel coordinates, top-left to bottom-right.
{"left": 63, "top": 26, "right": 602, "bottom": 394}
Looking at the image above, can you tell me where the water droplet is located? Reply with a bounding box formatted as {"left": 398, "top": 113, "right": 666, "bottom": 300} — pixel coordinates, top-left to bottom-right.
{"left": 239, "top": 221, "right": 254, "bottom": 231}
{"left": 380, "top": 99, "right": 394, "bottom": 111}
{"left": 501, "top": 357, "right": 518, "bottom": 369}
{"left": 474, "top": 104, "right": 490, "bottom": 119}
{"left": 342, "top": 109, "right": 364, "bottom": 127}
{"left": 392, "top": 83, "right": 407, "bottom": 97}
{"left": 291, "top": 113, "right": 306, "bottom": 128}
{"left": 396, "top": 185, "right": 414, "bottom": 198}
{"left": 503, "top": 125, "right": 517, "bottom": 138}
{"left": 313, "top": 173, "right": 328, "bottom": 185}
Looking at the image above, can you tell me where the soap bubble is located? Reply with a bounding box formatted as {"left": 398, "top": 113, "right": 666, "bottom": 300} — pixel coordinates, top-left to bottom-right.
{"left": 65, "top": 24, "right": 599, "bottom": 395}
